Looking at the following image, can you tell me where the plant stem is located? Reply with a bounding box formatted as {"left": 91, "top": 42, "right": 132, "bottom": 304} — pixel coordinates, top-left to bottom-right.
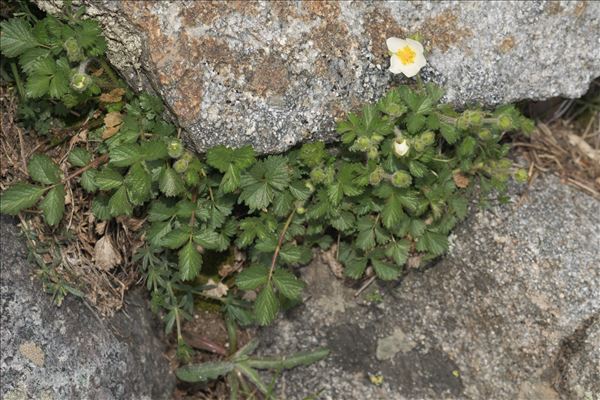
{"left": 267, "top": 209, "right": 296, "bottom": 283}
{"left": 61, "top": 153, "right": 109, "bottom": 184}
{"left": 10, "top": 63, "right": 25, "bottom": 100}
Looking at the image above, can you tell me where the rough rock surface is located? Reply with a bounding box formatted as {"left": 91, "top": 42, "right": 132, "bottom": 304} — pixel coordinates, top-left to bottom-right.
{"left": 258, "top": 175, "right": 600, "bottom": 399}
{"left": 36, "top": 0, "right": 600, "bottom": 153}
{"left": 0, "top": 216, "right": 175, "bottom": 400}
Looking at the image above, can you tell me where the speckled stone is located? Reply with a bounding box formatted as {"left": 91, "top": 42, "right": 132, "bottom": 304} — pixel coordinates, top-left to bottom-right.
{"left": 0, "top": 216, "right": 175, "bottom": 400}
{"left": 36, "top": 0, "right": 600, "bottom": 154}
{"left": 257, "top": 175, "right": 600, "bottom": 399}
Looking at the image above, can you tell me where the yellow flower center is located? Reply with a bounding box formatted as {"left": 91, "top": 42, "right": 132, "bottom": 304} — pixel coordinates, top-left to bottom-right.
{"left": 396, "top": 45, "right": 416, "bottom": 65}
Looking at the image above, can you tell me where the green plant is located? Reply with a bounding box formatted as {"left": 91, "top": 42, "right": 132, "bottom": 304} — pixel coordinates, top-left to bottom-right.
{"left": 1, "top": 5, "right": 534, "bottom": 396}
{"left": 1, "top": 1, "right": 115, "bottom": 133}
{"left": 176, "top": 318, "right": 328, "bottom": 399}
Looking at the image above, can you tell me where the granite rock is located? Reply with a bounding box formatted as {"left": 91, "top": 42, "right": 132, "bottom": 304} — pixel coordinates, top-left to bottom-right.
{"left": 258, "top": 175, "right": 600, "bottom": 399}
{"left": 0, "top": 216, "right": 175, "bottom": 400}
{"left": 36, "top": 0, "right": 600, "bottom": 153}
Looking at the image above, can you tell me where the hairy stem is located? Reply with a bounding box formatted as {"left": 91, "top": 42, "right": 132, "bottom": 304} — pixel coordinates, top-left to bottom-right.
{"left": 267, "top": 209, "right": 296, "bottom": 283}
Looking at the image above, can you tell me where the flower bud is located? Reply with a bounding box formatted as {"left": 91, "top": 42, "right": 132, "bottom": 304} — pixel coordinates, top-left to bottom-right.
{"left": 310, "top": 167, "right": 326, "bottom": 184}
{"left": 497, "top": 115, "right": 514, "bottom": 130}
{"left": 367, "top": 146, "right": 379, "bottom": 160}
{"left": 173, "top": 158, "right": 189, "bottom": 173}
{"left": 520, "top": 117, "right": 535, "bottom": 135}
{"left": 391, "top": 170, "right": 412, "bottom": 188}
{"left": 372, "top": 134, "right": 384, "bottom": 144}
{"left": 167, "top": 139, "right": 184, "bottom": 159}
{"left": 514, "top": 168, "right": 528, "bottom": 183}
{"left": 305, "top": 181, "right": 315, "bottom": 193}
{"left": 466, "top": 110, "right": 483, "bottom": 126}
{"left": 185, "top": 170, "right": 200, "bottom": 186}
{"left": 70, "top": 72, "right": 92, "bottom": 93}
{"left": 369, "top": 167, "right": 384, "bottom": 186}
{"left": 478, "top": 129, "right": 492, "bottom": 141}
{"left": 296, "top": 206, "right": 306, "bottom": 215}
{"left": 393, "top": 138, "right": 410, "bottom": 157}
{"left": 355, "top": 137, "right": 371, "bottom": 151}
{"left": 64, "top": 37, "right": 83, "bottom": 62}
{"left": 181, "top": 151, "right": 194, "bottom": 162}
{"left": 457, "top": 115, "right": 470, "bottom": 131}
{"left": 413, "top": 138, "right": 426, "bottom": 153}
{"left": 419, "top": 130, "right": 436, "bottom": 146}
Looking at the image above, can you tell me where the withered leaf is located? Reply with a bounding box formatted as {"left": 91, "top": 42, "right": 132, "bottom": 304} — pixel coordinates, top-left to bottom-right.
{"left": 94, "top": 235, "right": 122, "bottom": 271}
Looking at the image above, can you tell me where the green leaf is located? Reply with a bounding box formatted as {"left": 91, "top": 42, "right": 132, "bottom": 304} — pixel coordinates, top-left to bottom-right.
{"left": 0, "top": 183, "right": 45, "bottom": 215}
{"left": 254, "top": 283, "right": 279, "bottom": 326}
{"left": 220, "top": 163, "right": 241, "bottom": 193}
{"left": 159, "top": 167, "right": 185, "bottom": 197}
{"left": 161, "top": 227, "right": 190, "bottom": 249}
{"left": 28, "top": 154, "right": 61, "bottom": 184}
{"left": 176, "top": 361, "right": 234, "bottom": 383}
{"left": 25, "top": 73, "right": 50, "bottom": 98}
{"left": 381, "top": 193, "right": 405, "bottom": 229}
{"left": 193, "top": 229, "right": 223, "bottom": 250}
{"left": 148, "top": 200, "right": 175, "bottom": 222}
{"left": 406, "top": 113, "right": 426, "bottom": 134}
{"left": 386, "top": 240, "right": 410, "bottom": 266}
{"left": 440, "top": 122, "right": 459, "bottom": 144}
{"left": 40, "top": 184, "right": 65, "bottom": 226}
{"left": 125, "top": 163, "right": 151, "bottom": 205}
{"left": 140, "top": 140, "right": 168, "bottom": 161}
{"left": 416, "top": 231, "right": 448, "bottom": 256}
{"left": 80, "top": 170, "right": 97, "bottom": 192}
{"left": 279, "top": 243, "right": 304, "bottom": 264}
{"left": 109, "top": 144, "right": 142, "bottom": 167}
{"left": 68, "top": 148, "right": 92, "bottom": 167}
{"left": 371, "top": 258, "right": 400, "bottom": 280}
{"left": 236, "top": 265, "right": 269, "bottom": 290}
{"left": 96, "top": 168, "right": 123, "bottom": 190}
{"left": 409, "top": 160, "right": 428, "bottom": 178}
{"left": 48, "top": 58, "right": 69, "bottom": 99}
{"left": 108, "top": 185, "right": 132, "bottom": 216}
{"left": 91, "top": 195, "right": 111, "bottom": 220}
{"left": 206, "top": 145, "right": 255, "bottom": 173}
{"left": 328, "top": 163, "right": 362, "bottom": 205}
{"left": 0, "top": 19, "right": 39, "bottom": 58}
{"left": 235, "top": 363, "right": 269, "bottom": 395}
{"left": 247, "top": 348, "right": 330, "bottom": 370}
{"left": 289, "top": 181, "right": 311, "bottom": 201}
{"left": 179, "top": 240, "right": 202, "bottom": 280}
{"left": 458, "top": 136, "right": 477, "bottom": 158}
{"left": 449, "top": 196, "right": 468, "bottom": 219}
{"left": 273, "top": 269, "right": 304, "bottom": 300}
{"left": 18, "top": 47, "right": 50, "bottom": 74}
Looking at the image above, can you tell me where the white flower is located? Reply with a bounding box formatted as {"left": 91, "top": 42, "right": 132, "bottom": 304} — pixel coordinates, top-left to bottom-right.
{"left": 393, "top": 139, "right": 410, "bottom": 157}
{"left": 386, "top": 37, "right": 426, "bottom": 77}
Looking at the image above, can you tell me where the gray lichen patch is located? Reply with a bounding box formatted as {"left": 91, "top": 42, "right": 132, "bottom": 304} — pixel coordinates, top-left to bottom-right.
{"left": 376, "top": 327, "right": 416, "bottom": 361}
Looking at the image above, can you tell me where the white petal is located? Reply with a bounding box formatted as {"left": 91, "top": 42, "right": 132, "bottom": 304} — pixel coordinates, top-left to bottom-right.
{"left": 386, "top": 37, "right": 406, "bottom": 53}
{"left": 389, "top": 55, "right": 403, "bottom": 74}
{"left": 405, "top": 38, "right": 424, "bottom": 55}
{"left": 399, "top": 62, "right": 421, "bottom": 78}
{"left": 398, "top": 52, "right": 427, "bottom": 77}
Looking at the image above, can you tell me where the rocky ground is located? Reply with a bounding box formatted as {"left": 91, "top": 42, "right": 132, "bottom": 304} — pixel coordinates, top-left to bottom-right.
{"left": 258, "top": 174, "right": 600, "bottom": 399}
{"left": 0, "top": 216, "right": 175, "bottom": 400}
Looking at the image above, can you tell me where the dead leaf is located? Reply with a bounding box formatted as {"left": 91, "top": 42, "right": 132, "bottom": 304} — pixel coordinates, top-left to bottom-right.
{"left": 453, "top": 172, "right": 470, "bottom": 188}
{"left": 94, "top": 235, "right": 122, "bottom": 271}
{"left": 91, "top": 67, "right": 104, "bottom": 77}
{"left": 102, "top": 124, "right": 121, "bottom": 139}
{"left": 568, "top": 133, "right": 600, "bottom": 162}
{"left": 203, "top": 278, "right": 229, "bottom": 299}
{"left": 320, "top": 244, "right": 344, "bottom": 279}
{"left": 116, "top": 216, "right": 145, "bottom": 232}
{"left": 218, "top": 263, "right": 236, "bottom": 278}
{"left": 95, "top": 221, "right": 107, "bottom": 235}
{"left": 407, "top": 255, "right": 422, "bottom": 269}
{"left": 99, "top": 88, "right": 126, "bottom": 103}
{"left": 104, "top": 112, "right": 122, "bottom": 127}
